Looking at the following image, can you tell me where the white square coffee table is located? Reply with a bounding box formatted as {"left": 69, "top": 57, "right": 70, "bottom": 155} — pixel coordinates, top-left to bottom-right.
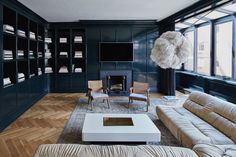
{"left": 82, "top": 113, "right": 161, "bottom": 143}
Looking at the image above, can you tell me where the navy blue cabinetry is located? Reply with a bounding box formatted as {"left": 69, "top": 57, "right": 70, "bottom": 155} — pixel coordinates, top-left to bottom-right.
{"left": 0, "top": 86, "right": 17, "bottom": 120}
{"left": 0, "top": 1, "right": 48, "bottom": 131}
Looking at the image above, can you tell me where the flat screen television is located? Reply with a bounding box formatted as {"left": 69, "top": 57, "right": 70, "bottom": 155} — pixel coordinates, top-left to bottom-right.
{"left": 99, "top": 42, "right": 133, "bottom": 61}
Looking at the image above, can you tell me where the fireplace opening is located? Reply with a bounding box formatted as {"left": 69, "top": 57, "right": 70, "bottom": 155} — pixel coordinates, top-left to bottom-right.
{"left": 100, "top": 70, "right": 132, "bottom": 96}
{"left": 107, "top": 75, "right": 126, "bottom": 92}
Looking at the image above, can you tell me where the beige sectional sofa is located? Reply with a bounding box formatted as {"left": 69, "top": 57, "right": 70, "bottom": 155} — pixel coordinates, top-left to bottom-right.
{"left": 157, "top": 91, "right": 236, "bottom": 156}
{"left": 33, "top": 144, "right": 198, "bottom": 157}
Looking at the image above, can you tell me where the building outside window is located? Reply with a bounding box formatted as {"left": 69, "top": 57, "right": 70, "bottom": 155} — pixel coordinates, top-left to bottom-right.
{"left": 197, "top": 25, "right": 211, "bottom": 75}
{"left": 184, "top": 31, "right": 195, "bottom": 71}
{"left": 215, "top": 21, "right": 233, "bottom": 78}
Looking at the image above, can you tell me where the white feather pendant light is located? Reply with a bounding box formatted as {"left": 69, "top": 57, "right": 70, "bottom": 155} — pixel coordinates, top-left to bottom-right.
{"left": 150, "top": 31, "right": 192, "bottom": 69}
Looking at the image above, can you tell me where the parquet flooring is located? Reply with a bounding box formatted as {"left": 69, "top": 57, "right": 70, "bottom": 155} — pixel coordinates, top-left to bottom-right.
{"left": 0, "top": 93, "right": 82, "bottom": 157}
{"left": 0, "top": 92, "right": 185, "bottom": 157}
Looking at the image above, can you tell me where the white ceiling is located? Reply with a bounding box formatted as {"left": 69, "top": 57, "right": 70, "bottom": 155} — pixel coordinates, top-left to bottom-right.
{"left": 18, "top": 0, "right": 199, "bottom": 22}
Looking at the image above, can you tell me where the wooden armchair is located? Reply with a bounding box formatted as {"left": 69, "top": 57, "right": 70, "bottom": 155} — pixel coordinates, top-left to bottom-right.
{"left": 87, "top": 80, "right": 110, "bottom": 110}
{"left": 128, "top": 81, "right": 150, "bottom": 112}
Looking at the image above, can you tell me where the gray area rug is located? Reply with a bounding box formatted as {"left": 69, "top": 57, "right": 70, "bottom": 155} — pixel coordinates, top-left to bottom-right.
{"left": 57, "top": 96, "right": 181, "bottom": 146}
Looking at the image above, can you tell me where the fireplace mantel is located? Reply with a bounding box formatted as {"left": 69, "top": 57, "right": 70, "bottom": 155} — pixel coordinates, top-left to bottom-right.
{"left": 100, "top": 70, "right": 132, "bottom": 96}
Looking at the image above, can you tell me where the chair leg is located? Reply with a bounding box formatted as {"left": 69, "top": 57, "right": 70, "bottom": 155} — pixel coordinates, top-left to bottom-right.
{"left": 88, "top": 97, "right": 90, "bottom": 104}
{"left": 106, "top": 98, "right": 110, "bottom": 109}
{"left": 89, "top": 98, "right": 93, "bottom": 111}
{"left": 146, "top": 99, "right": 150, "bottom": 112}
{"left": 146, "top": 103, "right": 149, "bottom": 112}
{"left": 128, "top": 98, "right": 131, "bottom": 108}
{"left": 91, "top": 101, "right": 94, "bottom": 111}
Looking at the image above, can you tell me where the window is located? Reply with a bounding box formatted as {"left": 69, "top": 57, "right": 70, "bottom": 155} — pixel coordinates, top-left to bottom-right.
{"left": 215, "top": 21, "right": 233, "bottom": 77}
{"left": 197, "top": 25, "right": 211, "bottom": 75}
{"left": 184, "top": 31, "right": 195, "bottom": 71}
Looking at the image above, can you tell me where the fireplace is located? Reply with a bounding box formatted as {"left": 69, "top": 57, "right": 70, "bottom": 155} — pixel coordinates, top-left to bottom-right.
{"left": 108, "top": 75, "right": 126, "bottom": 92}
{"left": 100, "top": 70, "right": 132, "bottom": 96}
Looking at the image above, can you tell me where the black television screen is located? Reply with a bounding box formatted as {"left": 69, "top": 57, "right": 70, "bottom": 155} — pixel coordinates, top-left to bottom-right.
{"left": 99, "top": 42, "right": 133, "bottom": 61}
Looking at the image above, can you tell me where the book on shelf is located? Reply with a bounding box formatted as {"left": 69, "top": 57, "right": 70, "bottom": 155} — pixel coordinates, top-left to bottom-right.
{"left": 38, "top": 52, "right": 43, "bottom": 58}
{"left": 59, "top": 38, "right": 67, "bottom": 43}
{"left": 30, "top": 73, "right": 35, "bottom": 78}
{"left": 162, "top": 96, "right": 179, "bottom": 101}
{"left": 38, "top": 35, "right": 42, "bottom": 41}
{"left": 3, "top": 24, "right": 14, "bottom": 34}
{"left": 45, "top": 38, "right": 52, "bottom": 43}
{"left": 45, "top": 67, "right": 53, "bottom": 73}
{"left": 17, "top": 50, "right": 24, "bottom": 59}
{"left": 29, "top": 51, "right": 34, "bottom": 58}
{"left": 17, "top": 30, "right": 26, "bottom": 37}
{"left": 3, "top": 77, "right": 12, "bottom": 86}
{"left": 38, "top": 68, "right": 42, "bottom": 75}
{"left": 29, "top": 32, "right": 36, "bottom": 39}
{"left": 45, "top": 52, "right": 52, "bottom": 58}
{"left": 74, "top": 68, "right": 82, "bottom": 73}
{"left": 74, "top": 36, "right": 82, "bottom": 43}
{"left": 59, "top": 52, "right": 68, "bottom": 58}
{"left": 74, "top": 51, "right": 83, "bottom": 58}
{"left": 18, "top": 73, "right": 25, "bottom": 82}
{"left": 59, "top": 66, "right": 68, "bottom": 73}
{"left": 3, "top": 50, "right": 13, "bottom": 60}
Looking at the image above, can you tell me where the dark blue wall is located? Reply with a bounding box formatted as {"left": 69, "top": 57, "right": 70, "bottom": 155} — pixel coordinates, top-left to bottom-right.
{"left": 50, "top": 21, "right": 159, "bottom": 92}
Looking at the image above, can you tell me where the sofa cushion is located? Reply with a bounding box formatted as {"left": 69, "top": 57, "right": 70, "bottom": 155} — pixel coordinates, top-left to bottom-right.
{"left": 193, "top": 143, "right": 236, "bottom": 157}
{"left": 157, "top": 105, "right": 234, "bottom": 148}
{"left": 33, "top": 144, "right": 198, "bottom": 157}
{"left": 183, "top": 91, "right": 236, "bottom": 143}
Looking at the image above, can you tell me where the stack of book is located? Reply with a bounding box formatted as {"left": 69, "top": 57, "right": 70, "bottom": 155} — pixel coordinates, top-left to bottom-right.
{"left": 59, "top": 38, "right": 67, "bottom": 43}
{"left": 17, "top": 29, "right": 26, "bottom": 37}
{"left": 45, "top": 51, "right": 52, "bottom": 59}
{"left": 59, "top": 66, "right": 68, "bottom": 73}
{"left": 38, "top": 35, "right": 42, "bottom": 41}
{"left": 38, "top": 68, "right": 42, "bottom": 75}
{"left": 74, "top": 51, "right": 83, "bottom": 58}
{"left": 74, "top": 36, "right": 82, "bottom": 43}
{"left": 29, "top": 32, "right": 36, "bottom": 39}
{"left": 60, "top": 52, "right": 68, "bottom": 58}
{"left": 29, "top": 51, "right": 34, "bottom": 59}
{"left": 45, "top": 38, "right": 52, "bottom": 43}
{"left": 3, "top": 50, "right": 13, "bottom": 60}
{"left": 17, "top": 50, "right": 24, "bottom": 59}
{"left": 18, "top": 73, "right": 25, "bottom": 82}
{"left": 74, "top": 68, "right": 82, "bottom": 73}
{"left": 3, "top": 24, "right": 14, "bottom": 34}
{"left": 38, "top": 52, "right": 43, "bottom": 58}
{"left": 30, "top": 73, "right": 35, "bottom": 78}
{"left": 45, "top": 67, "right": 53, "bottom": 73}
{"left": 4, "top": 77, "right": 11, "bottom": 87}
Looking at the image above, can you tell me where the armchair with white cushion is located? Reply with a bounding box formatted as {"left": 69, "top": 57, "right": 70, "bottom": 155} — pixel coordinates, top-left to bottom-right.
{"left": 128, "top": 81, "right": 150, "bottom": 112}
{"left": 87, "top": 80, "right": 110, "bottom": 110}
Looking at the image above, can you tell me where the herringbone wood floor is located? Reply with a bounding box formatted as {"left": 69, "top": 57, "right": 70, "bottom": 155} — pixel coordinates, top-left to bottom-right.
{"left": 0, "top": 93, "right": 82, "bottom": 157}
{"left": 0, "top": 92, "right": 184, "bottom": 157}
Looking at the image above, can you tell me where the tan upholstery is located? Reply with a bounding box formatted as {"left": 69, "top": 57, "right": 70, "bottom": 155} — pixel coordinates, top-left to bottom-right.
{"left": 193, "top": 144, "right": 236, "bottom": 157}
{"left": 183, "top": 91, "right": 236, "bottom": 143}
{"left": 33, "top": 144, "right": 198, "bottom": 157}
{"left": 133, "top": 81, "right": 149, "bottom": 94}
{"left": 129, "top": 81, "right": 150, "bottom": 112}
{"left": 87, "top": 80, "right": 110, "bottom": 110}
{"left": 88, "top": 80, "right": 103, "bottom": 92}
{"left": 156, "top": 91, "right": 236, "bottom": 148}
